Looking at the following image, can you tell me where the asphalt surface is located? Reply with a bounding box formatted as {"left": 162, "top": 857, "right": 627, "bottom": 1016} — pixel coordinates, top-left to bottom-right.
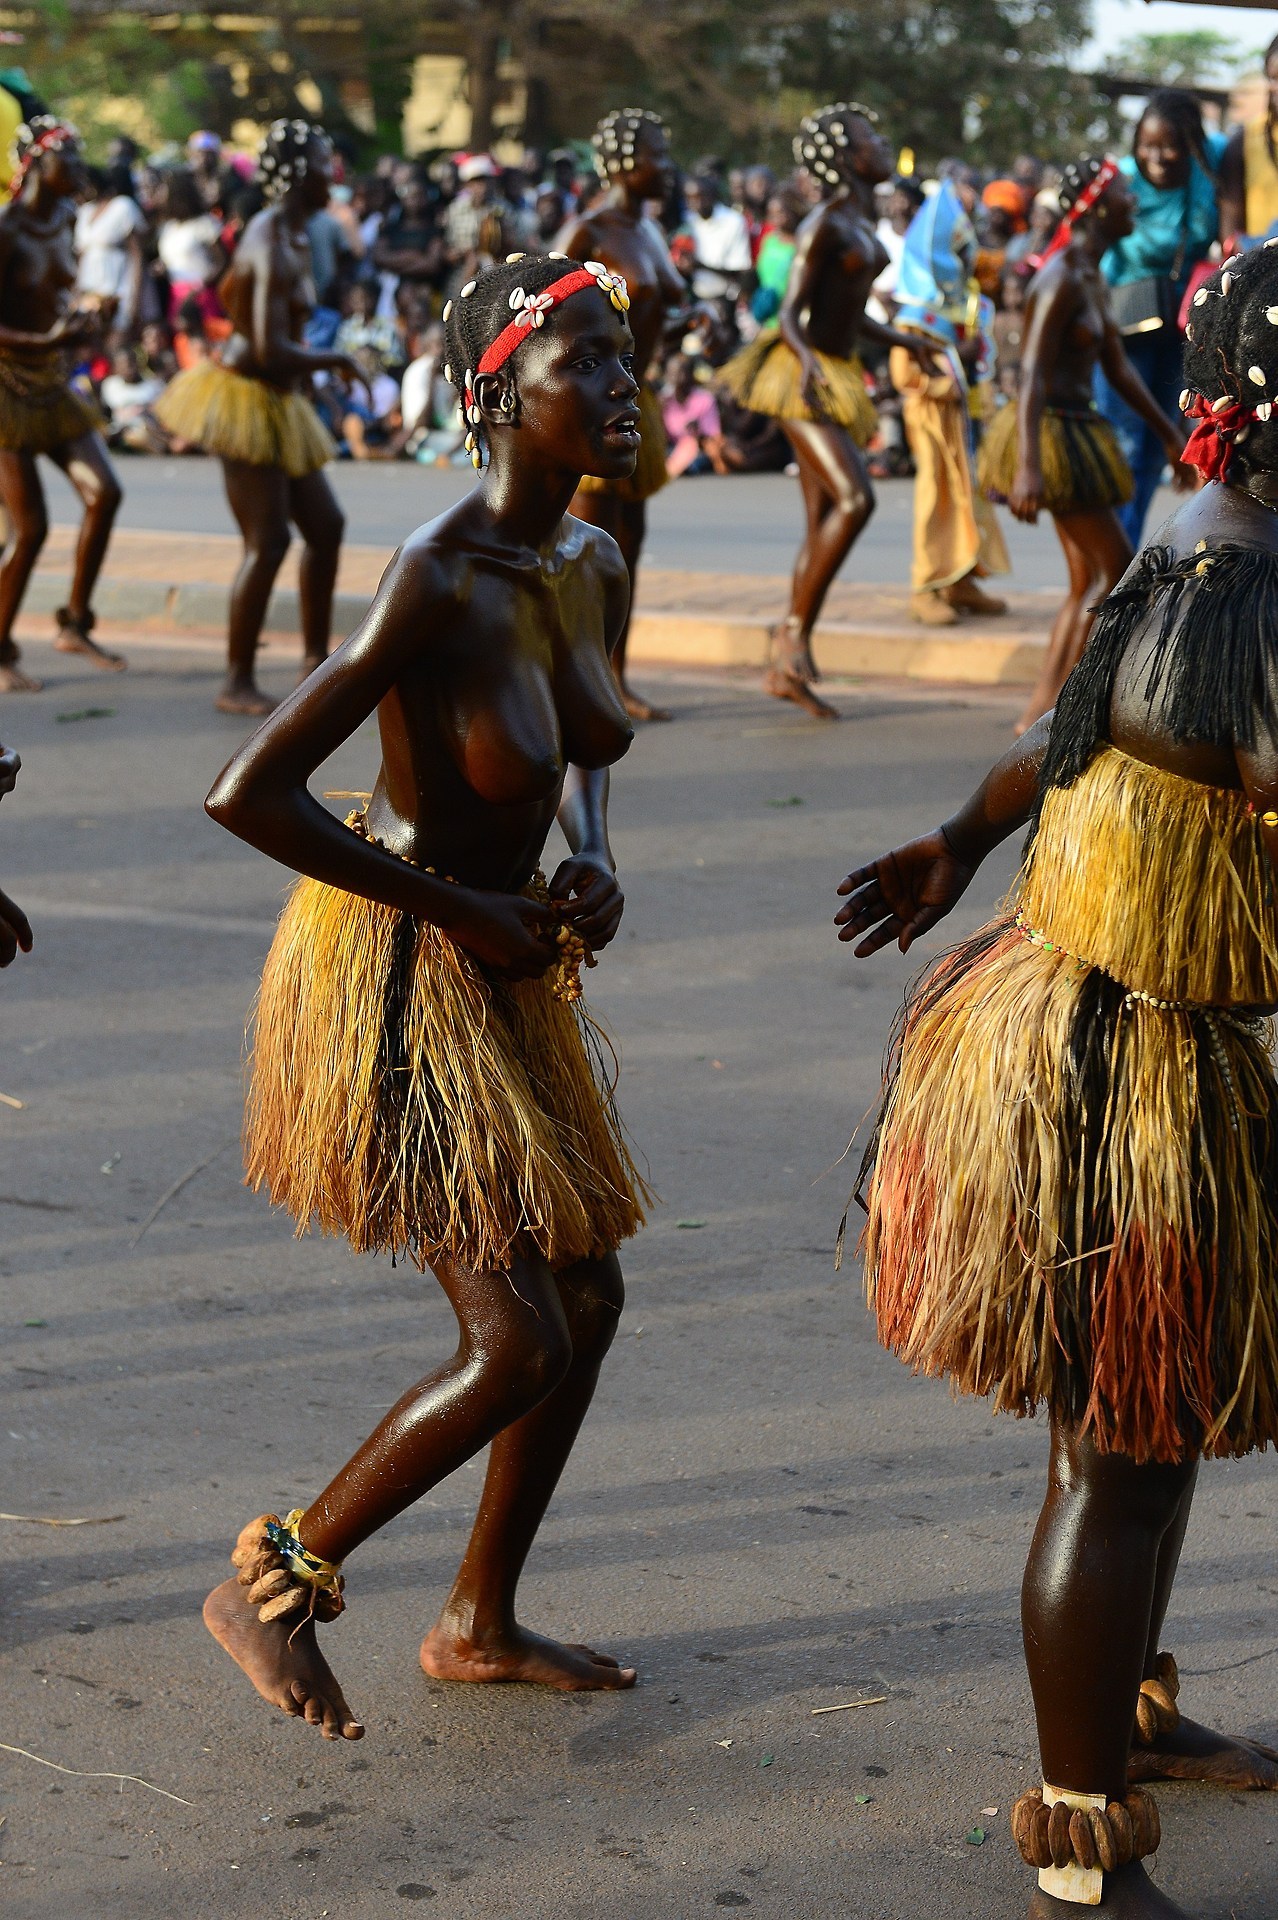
{"left": 36, "top": 456, "right": 1178, "bottom": 590}
{"left": 0, "top": 646, "right": 1273, "bottom": 1919}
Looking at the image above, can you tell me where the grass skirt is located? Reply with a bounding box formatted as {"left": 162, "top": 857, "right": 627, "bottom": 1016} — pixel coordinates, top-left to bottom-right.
{"left": 0, "top": 352, "right": 100, "bottom": 454}
{"left": 155, "top": 361, "right": 334, "bottom": 477}
{"left": 978, "top": 401, "right": 1132, "bottom": 515}
{"left": 858, "top": 748, "right": 1278, "bottom": 1464}
{"left": 717, "top": 328, "right": 877, "bottom": 443}
{"left": 576, "top": 383, "right": 668, "bottom": 502}
{"left": 244, "top": 873, "right": 649, "bottom": 1274}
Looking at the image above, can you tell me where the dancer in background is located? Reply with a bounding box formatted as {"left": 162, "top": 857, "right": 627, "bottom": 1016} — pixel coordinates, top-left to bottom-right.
{"left": 201, "top": 254, "right": 648, "bottom": 1739}
{"left": 0, "top": 117, "right": 125, "bottom": 693}
{"left": 978, "top": 157, "right": 1190, "bottom": 734}
{"left": 558, "top": 109, "right": 703, "bottom": 722}
{"left": 889, "top": 177, "right": 1009, "bottom": 628}
{"left": 840, "top": 243, "right": 1278, "bottom": 1920}
{"left": 719, "top": 104, "right": 939, "bottom": 719}
{"left": 157, "top": 120, "right": 362, "bottom": 716}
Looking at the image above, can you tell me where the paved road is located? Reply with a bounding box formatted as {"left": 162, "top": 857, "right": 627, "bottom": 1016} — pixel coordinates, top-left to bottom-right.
{"left": 39, "top": 454, "right": 1179, "bottom": 590}
{"left": 0, "top": 648, "right": 1271, "bottom": 1918}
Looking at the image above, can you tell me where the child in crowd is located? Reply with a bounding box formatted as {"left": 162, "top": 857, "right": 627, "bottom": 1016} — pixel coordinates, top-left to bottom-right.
{"left": 662, "top": 351, "right": 725, "bottom": 476}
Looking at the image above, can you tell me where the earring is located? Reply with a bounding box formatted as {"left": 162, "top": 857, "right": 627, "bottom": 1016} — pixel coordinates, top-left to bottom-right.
{"left": 500, "top": 388, "right": 516, "bottom": 415}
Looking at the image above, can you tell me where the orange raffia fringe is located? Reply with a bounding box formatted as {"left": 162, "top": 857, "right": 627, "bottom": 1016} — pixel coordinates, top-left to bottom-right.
{"left": 717, "top": 328, "right": 878, "bottom": 442}
{"left": 155, "top": 361, "right": 334, "bottom": 476}
{"left": 860, "top": 747, "right": 1278, "bottom": 1465}
{"left": 243, "top": 873, "right": 648, "bottom": 1275}
{"left": 576, "top": 382, "right": 669, "bottom": 500}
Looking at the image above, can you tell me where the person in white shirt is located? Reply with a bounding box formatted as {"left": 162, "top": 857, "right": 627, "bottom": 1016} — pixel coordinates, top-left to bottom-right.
{"left": 157, "top": 167, "right": 224, "bottom": 326}
{"left": 75, "top": 163, "right": 146, "bottom": 333}
{"left": 683, "top": 174, "right": 752, "bottom": 305}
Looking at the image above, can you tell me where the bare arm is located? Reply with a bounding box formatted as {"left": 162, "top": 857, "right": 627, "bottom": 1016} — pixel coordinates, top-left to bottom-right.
{"left": 1098, "top": 310, "right": 1187, "bottom": 461}
{"left": 1218, "top": 130, "right": 1246, "bottom": 245}
{"left": 246, "top": 219, "right": 360, "bottom": 386}
{"left": 549, "top": 545, "right": 631, "bottom": 948}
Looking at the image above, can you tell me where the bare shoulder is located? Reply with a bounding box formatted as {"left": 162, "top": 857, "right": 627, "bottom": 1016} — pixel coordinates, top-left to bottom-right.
{"left": 566, "top": 514, "right": 628, "bottom": 590}
{"left": 381, "top": 520, "right": 472, "bottom": 612}
{"left": 555, "top": 210, "right": 600, "bottom": 259}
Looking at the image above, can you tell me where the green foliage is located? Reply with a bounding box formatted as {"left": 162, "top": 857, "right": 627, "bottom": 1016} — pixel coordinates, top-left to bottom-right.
{"left": 1111, "top": 30, "right": 1268, "bottom": 88}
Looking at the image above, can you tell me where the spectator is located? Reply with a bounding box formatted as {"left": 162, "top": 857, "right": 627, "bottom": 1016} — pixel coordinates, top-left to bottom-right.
{"left": 752, "top": 187, "right": 802, "bottom": 324}
{"left": 973, "top": 203, "right": 1015, "bottom": 297}
{"left": 443, "top": 155, "right": 507, "bottom": 265}
{"left": 336, "top": 346, "right": 401, "bottom": 460}
{"left": 334, "top": 278, "right": 405, "bottom": 371}
{"left": 307, "top": 189, "right": 351, "bottom": 310}
{"left": 99, "top": 345, "right": 167, "bottom": 452}
{"left": 373, "top": 169, "right": 444, "bottom": 311}
{"left": 157, "top": 168, "right": 225, "bottom": 328}
{"left": 869, "top": 176, "right": 925, "bottom": 322}
{"left": 75, "top": 161, "right": 147, "bottom": 336}
{"left": 1220, "top": 33, "right": 1278, "bottom": 240}
{"left": 662, "top": 352, "right": 723, "bottom": 475}
{"left": 683, "top": 172, "right": 752, "bottom": 308}
{"left": 138, "top": 319, "right": 177, "bottom": 384}
{"left": 992, "top": 264, "right": 1028, "bottom": 395}
{"left": 396, "top": 320, "right": 467, "bottom": 463}
{"left": 1006, "top": 190, "right": 1059, "bottom": 267}
{"left": 981, "top": 176, "right": 1029, "bottom": 235}
{"left": 1097, "top": 87, "right": 1224, "bottom": 543}
{"left": 186, "top": 130, "right": 225, "bottom": 213}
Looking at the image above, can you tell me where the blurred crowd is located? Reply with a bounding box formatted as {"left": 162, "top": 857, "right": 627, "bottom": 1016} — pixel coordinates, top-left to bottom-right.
{"left": 59, "top": 89, "right": 1251, "bottom": 506}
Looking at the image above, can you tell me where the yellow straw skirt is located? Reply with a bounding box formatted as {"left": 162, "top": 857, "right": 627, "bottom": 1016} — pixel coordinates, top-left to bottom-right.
{"left": 0, "top": 352, "right": 100, "bottom": 454}
{"left": 244, "top": 874, "right": 649, "bottom": 1275}
{"left": 155, "top": 361, "right": 335, "bottom": 477}
{"left": 858, "top": 747, "right": 1278, "bottom": 1465}
{"left": 978, "top": 401, "right": 1133, "bottom": 515}
{"left": 718, "top": 328, "right": 877, "bottom": 443}
{"left": 576, "top": 383, "right": 668, "bottom": 501}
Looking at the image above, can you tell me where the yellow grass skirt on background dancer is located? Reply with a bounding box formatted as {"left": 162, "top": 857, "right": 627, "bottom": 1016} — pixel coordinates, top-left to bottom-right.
{"left": 718, "top": 327, "right": 878, "bottom": 445}
{"left": 978, "top": 400, "right": 1133, "bottom": 515}
{"left": 156, "top": 361, "right": 334, "bottom": 478}
{"left": 576, "top": 382, "right": 668, "bottom": 502}
{"left": 0, "top": 351, "right": 100, "bottom": 454}
{"left": 244, "top": 857, "right": 649, "bottom": 1276}
{"left": 858, "top": 745, "right": 1278, "bottom": 1465}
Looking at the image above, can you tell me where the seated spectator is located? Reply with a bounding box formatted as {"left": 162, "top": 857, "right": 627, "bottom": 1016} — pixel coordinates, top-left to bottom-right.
{"left": 1006, "top": 190, "right": 1059, "bottom": 266}
{"left": 334, "top": 277, "right": 406, "bottom": 370}
{"left": 100, "top": 346, "right": 168, "bottom": 453}
{"left": 138, "top": 320, "right": 177, "bottom": 384}
{"left": 715, "top": 393, "right": 791, "bottom": 472}
{"left": 396, "top": 320, "right": 467, "bottom": 463}
{"left": 662, "top": 352, "right": 724, "bottom": 476}
{"left": 173, "top": 291, "right": 213, "bottom": 372}
{"left": 337, "top": 346, "right": 402, "bottom": 460}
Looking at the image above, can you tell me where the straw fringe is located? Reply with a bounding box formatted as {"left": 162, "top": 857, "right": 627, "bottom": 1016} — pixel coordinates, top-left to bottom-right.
{"left": 244, "top": 875, "right": 648, "bottom": 1274}
{"left": 0, "top": 353, "right": 99, "bottom": 453}
{"left": 717, "top": 328, "right": 878, "bottom": 441}
{"left": 155, "top": 361, "right": 334, "bottom": 476}
{"left": 576, "top": 383, "right": 668, "bottom": 499}
{"left": 858, "top": 748, "right": 1278, "bottom": 1465}
{"left": 979, "top": 402, "right": 1132, "bottom": 514}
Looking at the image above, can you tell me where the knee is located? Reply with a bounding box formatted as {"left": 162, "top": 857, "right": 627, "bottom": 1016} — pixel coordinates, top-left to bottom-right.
{"left": 484, "top": 1310, "right": 574, "bottom": 1417}
{"left": 10, "top": 508, "right": 48, "bottom": 556}
{"left": 833, "top": 476, "right": 873, "bottom": 528}
{"left": 89, "top": 474, "right": 123, "bottom": 519}
{"left": 561, "top": 1255, "right": 625, "bottom": 1360}
{"left": 250, "top": 528, "right": 292, "bottom": 570}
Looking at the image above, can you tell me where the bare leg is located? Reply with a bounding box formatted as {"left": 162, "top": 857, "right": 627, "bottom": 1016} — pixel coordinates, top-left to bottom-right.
{"left": 219, "top": 457, "right": 293, "bottom": 714}
{"left": 288, "top": 468, "right": 345, "bottom": 677}
{"left": 0, "top": 451, "right": 47, "bottom": 691}
{"left": 204, "top": 1246, "right": 608, "bottom": 1735}
{"left": 1024, "top": 1418, "right": 1197, "bottom": 1918}
{"left": 420, "top": 1252, "right": 635, "bottom": 1689}
{"left": 1125, "top": 1466, "right": 1278, "bottom": 1790}
{"left": 47, "top": 431, "right": 125, "bottom": 670}
{"left": 1014, "top": 508, "right": 1131, "bottom": 735}
{"left": 570, "top": 486, "right": 669, "bottom": 721}
{"left": 765, "top": 420, "right": 874, "bottom": 720}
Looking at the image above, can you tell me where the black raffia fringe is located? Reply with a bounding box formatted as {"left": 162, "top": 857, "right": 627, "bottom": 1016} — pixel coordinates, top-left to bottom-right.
{"left": 1031, "top": 541, "right": 1278, "bottom": 837}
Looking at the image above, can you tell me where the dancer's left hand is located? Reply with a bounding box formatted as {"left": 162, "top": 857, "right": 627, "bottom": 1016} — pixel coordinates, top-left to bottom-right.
{"left": 835, "top": 830, "right": 975, "bottom": 956}
{"left": 548, "top": 855, "right": 624, "bottom": 949}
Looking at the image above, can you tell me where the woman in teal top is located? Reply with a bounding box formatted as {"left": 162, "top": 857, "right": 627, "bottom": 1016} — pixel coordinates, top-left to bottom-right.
{"left": 1097, "top": 87, "right": 1223, "bottom": 542}
{"left": 750, "top": 188, "right": 802, "bottom": 322}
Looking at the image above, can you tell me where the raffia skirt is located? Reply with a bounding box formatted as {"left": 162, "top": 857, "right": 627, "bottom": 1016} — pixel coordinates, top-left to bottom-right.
{"left": 717, "top": 327, "right": 878, "bottom": 444}
{"left": 244, "top": 870, "right": 649, "bottom": 1275}
{"left": 576, "top": 383, "right": 668, "bottom": 502}
{"left": 857, "top": 747, "right": 1278, "bottom": 1464}
{"left": 0, "top": 352, "right": 100, "bottom": 454}
{"left": 978, "top": 401, "right": 1133, "bottom": 515}
{"left": 155, "top": 361, "right": 334, "bottom": 477}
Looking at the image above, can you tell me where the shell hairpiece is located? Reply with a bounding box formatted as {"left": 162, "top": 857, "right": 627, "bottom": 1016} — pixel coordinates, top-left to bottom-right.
{"left": 793, "top": 101, "right": 878, "bottom": 187}
{"left": 592, "top": 106, "right": 669, "bottom": 181}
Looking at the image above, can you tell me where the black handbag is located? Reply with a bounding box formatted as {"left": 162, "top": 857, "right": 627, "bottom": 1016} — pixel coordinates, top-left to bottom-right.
{"left": 1108, "top": 198, "right": 1189, "bottom": 336}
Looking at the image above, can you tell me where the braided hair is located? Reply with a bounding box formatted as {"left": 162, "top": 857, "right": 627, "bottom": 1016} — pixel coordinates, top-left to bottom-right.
{"left": 441, "top": 251, "right": 614, "bottom": 469}
{"left": 592, "top": 108, "right": 668, "bottom": 184}
{"left": 257, "top": 117, "right": 326, "bottom": 203}
{"left": 1183, "top": 241, "right": 1278, "bottom": 478}
{"left": 1135, "top": 87, "right": 1210, "bottom": 178}
{"left": 1057, "top": 156, "right": 1109, "bottom": 215}
{"left": 793, "top": 102, "right": 878, "bottom": 190}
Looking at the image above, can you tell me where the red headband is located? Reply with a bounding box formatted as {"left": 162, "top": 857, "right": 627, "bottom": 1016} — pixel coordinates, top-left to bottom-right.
{"left": 1180, "top": 387, "right": 1273, "bottom": 483}
{"left": 1030, "top": 157, "right": 1119, "bottom": 269}
{"left": 10, "top": 121, "right": 77, "bottom": 199}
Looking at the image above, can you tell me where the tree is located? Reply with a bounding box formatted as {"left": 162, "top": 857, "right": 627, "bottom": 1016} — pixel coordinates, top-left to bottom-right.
{"left": 1111, "top": 29, "right": 1267, "bottom": 88}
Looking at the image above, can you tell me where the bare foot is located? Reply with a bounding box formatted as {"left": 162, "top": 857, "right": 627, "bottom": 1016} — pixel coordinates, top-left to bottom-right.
{"left": 1129, "top": 1714, "right": 1278, "bottom": 1790}
{"left": 0, "top": 646, "right": 41, "bottom": 693}
{"left": 772, "top": 617, "right": 819, "bottom": 683}
{"left": 54, "top": 618, "right": 126, "bottom": 672}
{"left": 762, "top": 663, "right": 838, "bottom": 720}
{"left": 1029, "top": 1861, "right": 1194, "bottom": 1919}
{"left": 203, "top": 1577, "right": 363, "bottom": 1739}
{"left": 620, "top": 684, "right": 673, "bottom": 724}
{"left": 215, "top": 677, "right": 277, "bottom": 717}
{"left": 420, "top": 1616, "right": 637, "bottom": 1691}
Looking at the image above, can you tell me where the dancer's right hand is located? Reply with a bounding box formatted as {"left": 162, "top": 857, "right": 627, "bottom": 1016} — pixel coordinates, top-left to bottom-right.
{"left": 799, "top": 352, "right": 832, "bottom": 417}
{"left": 47, "top": 310, "right": 97, "bottom": 348}
{"left": 1008, "top": 462, "right": 1043, "bottom": 524}
{"left": 451, "top": 891, "right": 558, "bottom": 979}
{"left": 0, "top": 885, "right": 32, "bottom": 967}
{"left": 835, "top": 830, "right": 976, "bottom": 956}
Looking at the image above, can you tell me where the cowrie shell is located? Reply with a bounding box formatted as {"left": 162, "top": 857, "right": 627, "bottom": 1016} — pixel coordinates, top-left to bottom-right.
{"left": 1212, "top": 394, "right": 1231, "bottom": 412}
{"left": 508, "top": 286, "right": 525, "bottom": 309}
{"left": 585, "top": 259, "right": 607, "bottom": 277}
{"left": 1258, "top": 402, "right": 1273, "bottom": 420}
{"left": 548, "top": 250, "right": 567, "bottom": 260}
{"left": 1193, "top": 288, "right": 1209, "bottom": 307}
{"left": 443, "top": 363, "right": 452, "bottom": 382}
{"left": 460, "top": 280, "right": 477, "bottom": 298}
{"left": 1250, "top": 366, "right": 1267, "bottom": 385}
{"left": 1221, "top": 271, "right": 1233, "bottom": 292}
{"left": 506, "top": 252, "right": 525, "bottom": 263}
{"left": 1267, "top": 307, "right": 1278, "bottom": 324}
{"left": 1179, "top": 389, "right": 1190, "bottom": 409}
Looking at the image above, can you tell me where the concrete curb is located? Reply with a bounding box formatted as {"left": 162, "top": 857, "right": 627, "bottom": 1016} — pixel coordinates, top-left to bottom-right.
{"left": 26, "top": 575, "right": 1050, "bottom": 685}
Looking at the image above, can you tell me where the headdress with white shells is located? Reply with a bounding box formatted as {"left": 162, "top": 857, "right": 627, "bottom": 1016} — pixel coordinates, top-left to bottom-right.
{"left": 793, "top": 101, "right": 879, "bottom": 190}
{"left": 592, "top": 107, "right": 670, "bottom": 183}
{"left": 258, "top": 117, "right": 324, "bottom": 203}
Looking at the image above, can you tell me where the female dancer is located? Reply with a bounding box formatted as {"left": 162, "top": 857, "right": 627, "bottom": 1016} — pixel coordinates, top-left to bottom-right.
{"left": 202, "top": 252, "right": 649, "bottom": 1739}
{"left": 719, "top": 104, "right": 938, "bottom": 719}
{"left": 839, "top": 242, "right": 1278, "bottom": 1918}
{"left": 157, "top": 120, "right": 361, "bottom": 716}
{"left": 979, "top": 157, "right": 1190, "bottom": 734}
{"left": 0, "top": 117, "right": 125, "bottom": 693}
{"left": 558, "top": 109, "right": 700, "bottom": 723}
